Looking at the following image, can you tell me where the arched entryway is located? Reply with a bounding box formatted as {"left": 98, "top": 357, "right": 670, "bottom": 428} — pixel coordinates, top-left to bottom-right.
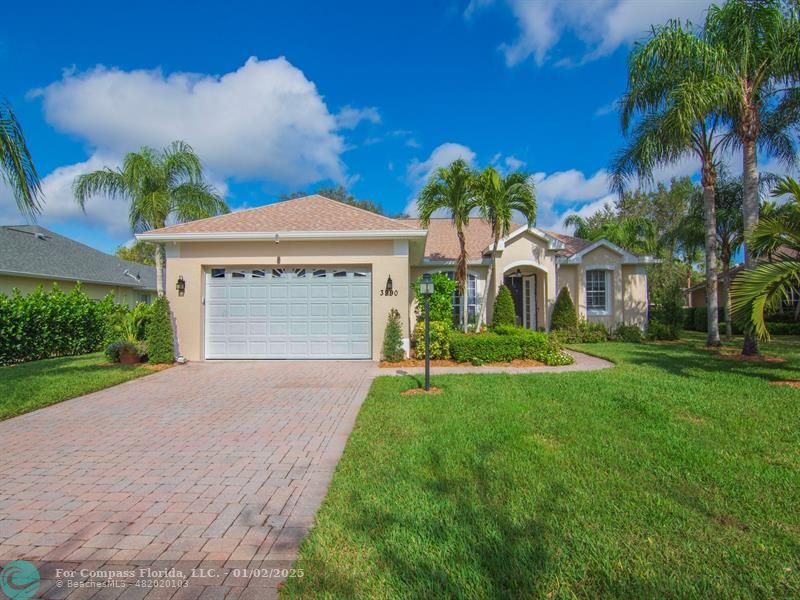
{"left": 502, "top": 263, "right": 547, "bottom": 330}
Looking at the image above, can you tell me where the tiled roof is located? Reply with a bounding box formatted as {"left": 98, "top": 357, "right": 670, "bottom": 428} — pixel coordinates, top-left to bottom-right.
{"left": 143, "top": 195, "right": 421, "bottom": 235}
{"left": 0, "top": 225, "right": 156, "bottom": 290}
{"left": 397, "top": 218, "right": 591, "bottom": 261}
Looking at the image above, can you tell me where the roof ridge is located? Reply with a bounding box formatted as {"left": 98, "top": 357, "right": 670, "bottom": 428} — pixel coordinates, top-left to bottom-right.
{"left": 306, "top": 195, "right": 419, "bottom": 230}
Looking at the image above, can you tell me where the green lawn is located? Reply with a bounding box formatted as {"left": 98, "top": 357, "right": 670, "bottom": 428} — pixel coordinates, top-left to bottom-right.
{"left": 284, "top": 335, "right": 800, "bottom": 599}
{"left": 0, "top": 353, "right": 154, "bottom": 420}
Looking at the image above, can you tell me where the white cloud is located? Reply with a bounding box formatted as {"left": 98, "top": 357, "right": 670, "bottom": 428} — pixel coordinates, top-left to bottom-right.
{"left": 533, "top": 168, "right": 610, "bottom": 202}
{"left": 594, "top": 98, "right": 619, "bottom": 117}
{"left": 482, "top": 0, "right": 711, "bottom": 67}
{"left": 335, "top": 105, "right": 381, "bottom": 129}
{"left": 404, "top": 142, "right": 477, "bottom": 216}
{"left": 36, "top": 57, "right": 349, "bottom": 187}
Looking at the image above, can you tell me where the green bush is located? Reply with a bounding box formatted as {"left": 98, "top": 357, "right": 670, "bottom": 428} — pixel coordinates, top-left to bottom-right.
{"left": 551, "top": 287, "right": 578, "bottom": 331}
{"left": 693, "top": 307, "right": 708, "bottom": 332}
{"left": 764, "top": 321, "right": 800, "bottom": 336}
{"left": 0, "top": 285, "right": 120, "bottom": 366}
{"left": 491, "top": 285, "right": 516, "bottom": 328}
{"left": 382, "top": 308, "right": 405, "bottom": 362}
{"left": 684, "top": 307, "right": 696, "bottom": 329}
{"left": 646, "top": 321, "right": 680, "bottom": 341}
{"left": 449, "top": 330, "right": 573, "bottom": 366}
{"left": 146, "top": 296, "right": 175, "bottom": 364}
{"left": 414, "top": 273, "right": 457, "bottom": 324}
{"left": 613, "top": 324, "right": 643, "bottom": 343}
{"left": 647, "top": 263, "right": 685, "bottom": 337}
{"left": 414, "top": 320, "right": 451, "bottom": 359}
{"left": 552, "top": 319, "right": 609, "bottom": 344}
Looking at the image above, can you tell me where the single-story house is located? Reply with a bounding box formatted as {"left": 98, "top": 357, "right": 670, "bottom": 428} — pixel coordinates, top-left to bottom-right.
{"left": 138, "top": 195, "right": 656, "bottom": 361}
{"left": 0, "top": 225, "right": 156, "bottom": 307}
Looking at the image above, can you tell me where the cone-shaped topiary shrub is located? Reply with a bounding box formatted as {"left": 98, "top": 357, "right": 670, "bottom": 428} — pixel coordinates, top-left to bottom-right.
{"left": 492, "top": 285, "right": 516, "bottom": 328}
{"left": 551, "top": 286, "right": 578, "bottom": 331}
{"left": 146, "top": 296, "right": 175, "bottom": 364}
{"left": 382, "top": 308, "right": 405, "bottom": 362}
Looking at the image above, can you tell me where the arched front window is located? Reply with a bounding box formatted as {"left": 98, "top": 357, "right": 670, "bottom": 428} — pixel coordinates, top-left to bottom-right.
{"left": 439, "top": 271, "right": 479, "bottom": 327}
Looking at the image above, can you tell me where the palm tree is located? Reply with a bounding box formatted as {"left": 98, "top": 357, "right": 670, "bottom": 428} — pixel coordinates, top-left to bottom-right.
{"left": 417, "top": 159, "right": 479, "bottom": 332}
{"left": 704, "top": 0, "right": 800, "bottom": 354}
{"left": 564, "top": 213, "right": 658, "bottom": 255}
{"left": 731, "top": 176, "right": 800, "bottom": 338}
{"left": 74, "top": 141, "right": 229, "bottom": 295}
{"left": 1, "top": 101, "right": 42, "bottom": 218}
{"left": 472, "top": 166, "right": 536, "bottom": 328}
{"left": 611, "top": 19, "right": 727, "bottom": 347}
{"left": 563, "top": 214, "right": 594, "bottom": 240}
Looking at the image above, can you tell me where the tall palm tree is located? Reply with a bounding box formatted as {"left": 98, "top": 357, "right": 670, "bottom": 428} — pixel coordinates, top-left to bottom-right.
{"left": 472, "top": 166, "right": 536, "bottom": 327}
{"left": 731, "top": 176, "right": 800, "bottom": 338}
{"left": 1, "top": 101, "right": 42, "bottom": 218}
{"left": 564, "top": 213, "right": 658, "bottom": 255}
{"left": 417, "top": 159, "right": 479, "bottom": 332}
{"left": 611, "top": 19, "right": 728, "bottom": 347}
{"left": 704, "top": 0, "right": 800, "bottom": 354}
{"left": 74, "top": 141, "right": 229, "bottom": 295}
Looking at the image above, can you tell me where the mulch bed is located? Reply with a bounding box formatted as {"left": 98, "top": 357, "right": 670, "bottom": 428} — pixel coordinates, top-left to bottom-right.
{"left": 400, "top": 387, "right": 443, "bottom": 396}
{"left": 380, "top": 358, "right": 545, "bottom": 368}
{"left": 703, "top": 348, "right": 786, "bottom": 363}
{"left": 770, "top": 380, "right": 800, "bottom": 388}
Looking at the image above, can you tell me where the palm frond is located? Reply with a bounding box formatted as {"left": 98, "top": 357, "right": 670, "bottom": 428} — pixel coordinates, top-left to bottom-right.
{"left": 0, "top": 101, "right": 42, "bottom": 218}
{"left": 731, "top": 259, "right": 800, "bottom": 339}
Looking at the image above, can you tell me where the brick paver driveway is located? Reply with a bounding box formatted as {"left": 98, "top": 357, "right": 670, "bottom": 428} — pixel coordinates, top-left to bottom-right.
{"left": 0, "top": 360, "right": 375, "bottom": 599}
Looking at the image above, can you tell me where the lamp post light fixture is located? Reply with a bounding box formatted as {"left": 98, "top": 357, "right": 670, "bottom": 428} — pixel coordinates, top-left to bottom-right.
{"left": 176, "top": 275, "right": 186, "bottom": 297}
{"left": 420, "top": 273, "right": 435, "bottom": 391}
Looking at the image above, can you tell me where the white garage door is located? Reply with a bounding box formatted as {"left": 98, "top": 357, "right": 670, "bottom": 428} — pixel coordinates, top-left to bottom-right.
{"left": 204, "top": 267, "right": 371, "bottom": 359}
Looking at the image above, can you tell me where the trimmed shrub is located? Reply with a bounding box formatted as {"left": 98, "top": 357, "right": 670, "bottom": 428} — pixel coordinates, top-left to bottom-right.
{"left": 491, "top": 285, "right": 516, "bottom": 328}
{"left": 414, "top": 273, "right": 457, "bottom": 324}
{"left": 613, "top": 324, "right": 643, "bottom": 343}
{"left": 414, "top": 320, "right": 451, "bottom": 359}
{"left": 449, "top": 330, "right": 573, "bottom": 366}
{"left": 146, "top": 296, "right": 175, "bottom": 364}
{"left": 764, "top": 321, "right": 800, "bottom": 336}
{"left": 693, "top": 307, "right": 708, "bottom": 332}
{"left": 552, "top": 319, "right": 609, "bottom": 344}
{"left": 646, "top": 321, "right": 679, "bottom": 341}
{"left": 0, "top": 285, "right": 118, "bottom": 366}
{"left": 647, "top": 263, "right": 685, "bottom": 337}
{"left": 382, "top": 308, "right": 405, "bottom": 362}
{"left": 551, "top": 287, "right": 578, "bottom": 331}
{"left": 105, "top": 340, "right": 142, "bottom": 363}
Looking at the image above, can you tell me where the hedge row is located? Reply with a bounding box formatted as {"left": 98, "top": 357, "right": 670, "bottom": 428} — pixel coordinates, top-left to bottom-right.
{"left": 0, "top": 286, "right": 118, "bottom": 366}
{"left": 449, "top": 327, "right": 573, "bottom": 366}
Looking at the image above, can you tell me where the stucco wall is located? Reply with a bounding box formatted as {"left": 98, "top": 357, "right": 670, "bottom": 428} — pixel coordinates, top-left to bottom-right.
{"left": 576, "top": 246, "right": 624, "bottom": 330}
{"left": 165, "top": 239, "right": 410, "bottom": 361}
{"left": 622, "top": 265, "right": 649, "bottom": 326}
{"left": 0, "top": 274, "right": 152, "bottom": 308}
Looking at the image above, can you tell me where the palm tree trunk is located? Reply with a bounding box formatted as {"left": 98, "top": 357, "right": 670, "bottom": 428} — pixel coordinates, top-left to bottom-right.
{"left": 456, "top": 228, "right": 468, "bottom": 332}
{"left": 476, "top": 233, "right": 501, "bottom": 329}
{"left": 702, "top": 177, "right": 721, "bottom": 347}
{"left": 155, "top": 243, "right": 165, "bottom": 296}
{"left": 722, "top": 258, "right": 732, "bottom": 339}
{"left": 741, "top": 136, "right": 760, "bottom": 355}
{"left": 686, "top": 265, "right": 693, "bottom": 308}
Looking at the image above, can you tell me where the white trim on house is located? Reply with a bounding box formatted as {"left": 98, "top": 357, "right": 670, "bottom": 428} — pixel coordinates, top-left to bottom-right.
{"left": 137, "top": 229, "right": 428, "bottom": 243}
{"left": 484, "top": 225, "right": 565, "bottom": 253}
{"left": 555, "top": 239, "right": 659, "bottom": 265}
{"left": 421, "top": 257, "right": 491, "bottom": 266}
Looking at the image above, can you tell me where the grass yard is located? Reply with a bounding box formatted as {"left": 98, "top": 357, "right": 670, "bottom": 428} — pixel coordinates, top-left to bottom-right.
{"left": 0, "top": 353, "right": 154, "bottom": 420}
{"left": 284, "top": 335, "right": 800, "bottom": 599}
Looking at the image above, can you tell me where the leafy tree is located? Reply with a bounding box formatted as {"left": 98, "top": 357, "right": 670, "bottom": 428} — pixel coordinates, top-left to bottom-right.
{"left": 414, "top": 272, "right": 457, "bottom": 324}
{"left": 732, "top": 176, "right": 800, "bottom": 339}
{"left": 551, "top": 287, "right": 578, "bottom": 331}
{"left": 1, "top": 100, "right": 42, "bottom": 218}
{"left": 704, "top": 0, "right": 800, "bottom": 354}
{"left": 611, "top": 19, "right": 727, "bottom": 347}
{"left": 115, "top": 240, "right": 156, "bottom": 266}
{"left": 472, "top": 166, "right": 536, "bottom": 326}
{"left": 382, "top": 308, "right": 405, "bottom": 362}
{"left": 146, "top": 296, "right": 174, "bottom": 364}
{"left": 74, "top": 141, "right": 229, "bottom": 295}
{"left": 416, "top": 159, "right": 479, "bottom": 331}
{"left": 282, "top": 185, "right": 385, "bottom": 215}
{"left": 491, "top": 285, "right": 516, "bottom": 328}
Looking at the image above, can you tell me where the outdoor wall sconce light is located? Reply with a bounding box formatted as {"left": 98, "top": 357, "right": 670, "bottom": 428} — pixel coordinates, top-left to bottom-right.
{"left": 385, "top": 275, "right": 393, "bottom": 295}
{"left": 176, "top": 275, "right": 186, "bottom": 296}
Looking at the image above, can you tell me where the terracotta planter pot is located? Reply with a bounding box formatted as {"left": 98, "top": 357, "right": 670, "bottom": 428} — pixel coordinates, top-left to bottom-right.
{"left": 119, "top": 349, "right": 141, "bottom": 365}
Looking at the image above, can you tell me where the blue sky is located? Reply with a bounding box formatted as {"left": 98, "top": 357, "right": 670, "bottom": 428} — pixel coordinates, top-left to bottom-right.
{"left": 1, "top": 0, "right": 732, "bottom": 253}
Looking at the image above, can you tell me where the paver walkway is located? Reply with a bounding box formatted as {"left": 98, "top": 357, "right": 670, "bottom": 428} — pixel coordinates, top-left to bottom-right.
{"left": 0, "top": 361, "right": 374, "bottom": 599}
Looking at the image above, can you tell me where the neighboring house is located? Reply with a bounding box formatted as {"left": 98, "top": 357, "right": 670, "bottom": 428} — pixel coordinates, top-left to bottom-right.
{"left": 138, "top": 195, "right": 655, "bottom": 361}
{"left": 0, "top": 225, "right": 156, "bottom": 307}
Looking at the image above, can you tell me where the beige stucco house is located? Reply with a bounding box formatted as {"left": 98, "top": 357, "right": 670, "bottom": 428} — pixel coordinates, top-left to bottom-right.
{"left": 138, "top": 195, "right": 655, "bottom": 361}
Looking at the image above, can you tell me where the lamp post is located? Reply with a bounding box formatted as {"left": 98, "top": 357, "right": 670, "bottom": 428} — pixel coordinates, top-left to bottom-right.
{"left": 420, "top": 273, "right": 434, "bottom": 391}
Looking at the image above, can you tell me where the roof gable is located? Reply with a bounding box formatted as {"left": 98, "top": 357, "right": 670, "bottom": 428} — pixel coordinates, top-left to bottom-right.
{"left": 141, "top": 195, "right": 423, "bottom": 238}
{"left": 0, "top": 225, "right": 156, "bottom": 290}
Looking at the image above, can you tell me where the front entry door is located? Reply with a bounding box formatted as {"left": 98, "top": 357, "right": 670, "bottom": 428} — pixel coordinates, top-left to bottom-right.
{"left": 523, "top": 275, "right": 537, "bottom": 330}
